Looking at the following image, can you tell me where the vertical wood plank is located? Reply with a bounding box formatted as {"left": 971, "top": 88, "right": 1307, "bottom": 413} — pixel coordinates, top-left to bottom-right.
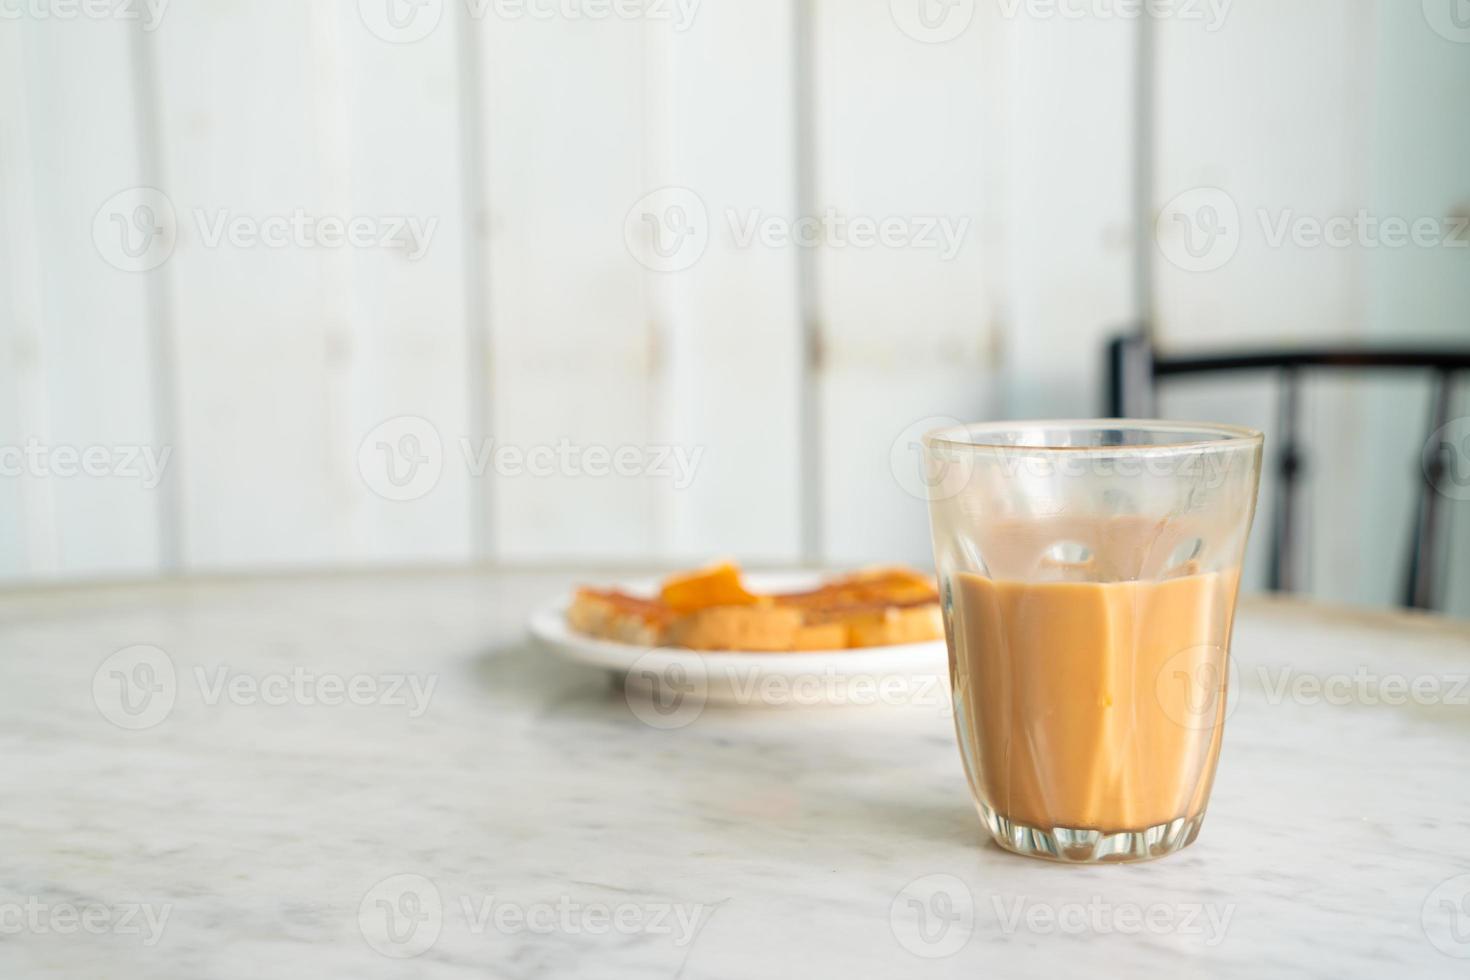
{"left": 333, "top": 4, "right": 475, "bottom": 566}
{"left": 153, "top": 2, "right": 340, "bottom": 569}
{"left": 0, "top": 22, "right": 45, "bottom": 580}
{"left": 152, "top": 0, "right": 473, "bottom": 570}
{"left": 810, "top": 0, "right": 998, "bottom": 567}
{"left": 657, "top": 0, "right": 804, "bottom": 563}
{"left": 991, "top": 10, "right": 1139, "bottom": 422}
{"left": 0, "top": 17, "right": 162, "bottom": 581}
{"left": 477, "top": 10, "right": 658, "bottom": 561}
{"left": 1152, "top": 1, "right": 1377, "bottom": 344}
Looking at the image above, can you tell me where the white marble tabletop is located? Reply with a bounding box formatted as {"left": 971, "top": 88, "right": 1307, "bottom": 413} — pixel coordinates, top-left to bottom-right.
{"left": 2, "top": 569, "right": 1469, "bottom": 979}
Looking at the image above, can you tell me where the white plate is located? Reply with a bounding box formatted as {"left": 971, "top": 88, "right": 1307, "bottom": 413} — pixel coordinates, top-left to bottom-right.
{"left": 528, "top": 571, "right": 951, "bottom": 711}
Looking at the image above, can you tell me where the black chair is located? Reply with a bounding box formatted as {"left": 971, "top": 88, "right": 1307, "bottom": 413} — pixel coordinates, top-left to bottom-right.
{"left": 1105, "top": 333, "right": 1470, "bottom": 611}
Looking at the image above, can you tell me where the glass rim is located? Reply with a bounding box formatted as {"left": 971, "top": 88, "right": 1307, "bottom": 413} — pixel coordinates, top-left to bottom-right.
{"left": 923, "top": 419, "right": 1264, "bottom": 456}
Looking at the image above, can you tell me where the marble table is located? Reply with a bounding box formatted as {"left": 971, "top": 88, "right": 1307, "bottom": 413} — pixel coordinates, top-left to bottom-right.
{"left": 3, "top": 569, "right": 1469, "bottom": 979}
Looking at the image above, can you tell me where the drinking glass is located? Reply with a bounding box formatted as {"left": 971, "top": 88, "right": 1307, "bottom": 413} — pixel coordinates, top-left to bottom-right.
{"left": 921, "top": 420, "right": 1263, "bottom": 862}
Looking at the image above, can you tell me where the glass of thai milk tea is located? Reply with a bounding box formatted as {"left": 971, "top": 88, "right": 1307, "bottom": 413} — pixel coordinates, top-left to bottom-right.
{"left": 921, "top": 420, "right": 1263, "bottom": 863}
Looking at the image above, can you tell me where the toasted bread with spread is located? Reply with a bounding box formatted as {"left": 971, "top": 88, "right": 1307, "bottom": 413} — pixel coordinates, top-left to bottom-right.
{"left": 567, "top": 562, "right": 943, "bottom": 651}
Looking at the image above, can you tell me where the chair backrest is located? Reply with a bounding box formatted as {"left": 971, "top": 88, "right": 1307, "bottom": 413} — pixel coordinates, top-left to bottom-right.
{"left": 1106, "top": 333, "right": 1470, "bottom": 610}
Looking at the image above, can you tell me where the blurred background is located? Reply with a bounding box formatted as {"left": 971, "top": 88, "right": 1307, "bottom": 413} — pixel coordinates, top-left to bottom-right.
{"left": 1, "top": 0, "right": 1467, "bottom": 614}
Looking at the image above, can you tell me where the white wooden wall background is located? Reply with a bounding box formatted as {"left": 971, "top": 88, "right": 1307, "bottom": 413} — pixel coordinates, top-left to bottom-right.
{"left": 0, "top": 0, "right": 1466, "bottom": 615}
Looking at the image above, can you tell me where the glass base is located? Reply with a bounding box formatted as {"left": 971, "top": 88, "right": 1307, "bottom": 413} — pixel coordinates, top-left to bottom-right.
{"left": 978, "top": 803, "right": 1206, "bottom": 864}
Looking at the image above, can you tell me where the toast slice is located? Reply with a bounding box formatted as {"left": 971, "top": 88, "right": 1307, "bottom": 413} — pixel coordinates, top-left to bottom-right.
{"left": 772, "top": 566, "right": 943, "bottom": 649}
{"left": 566, "top": 588, "right": 679, "bottom": 647}
{"left": 566, "top": 563, "right": 943, "bottom": 652}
